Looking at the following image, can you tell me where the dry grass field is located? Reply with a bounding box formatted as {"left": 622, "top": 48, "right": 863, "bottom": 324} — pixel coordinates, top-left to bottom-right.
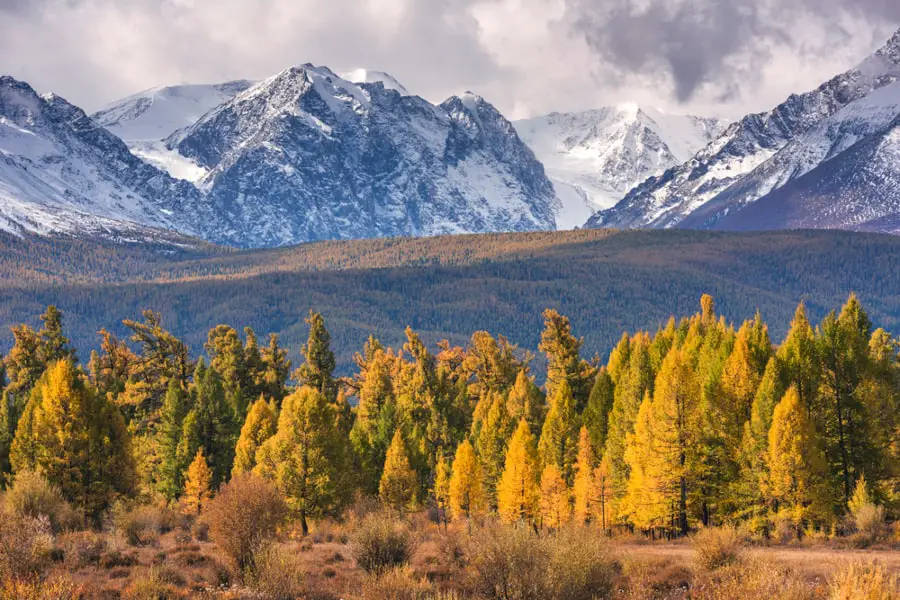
{"left": 7, "top": 507, "right": 897, "bottom": 600}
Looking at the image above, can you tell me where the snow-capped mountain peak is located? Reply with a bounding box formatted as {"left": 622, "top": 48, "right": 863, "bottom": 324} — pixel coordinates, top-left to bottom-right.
{"left": 0, "top": 75, "right": 220, "bottom": 241}
{"left": 586, "top": 27, "right": 900, "bottom": 232}
{"left": 340, "top": 68, "right": 410, "bottom": 96}
{"left": 514, "top": 105, "right": 727, "bottom": 229}
{"left": 160, "top": 65, "right": 556, "bottom": 246}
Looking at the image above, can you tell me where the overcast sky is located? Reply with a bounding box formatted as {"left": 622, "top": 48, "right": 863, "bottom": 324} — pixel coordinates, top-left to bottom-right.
{"left": 1, "top": 0, "right": 898, "bottom": 119}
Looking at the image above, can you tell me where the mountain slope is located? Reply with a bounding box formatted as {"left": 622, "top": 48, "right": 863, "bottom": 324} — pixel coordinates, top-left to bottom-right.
{"left": 587, "top": 28, "right": 900, "bottom": 231}
{"left": 167, "top": 65, "right": 557, "bottom": 247}
{"left": 0, "top": 76, "right": 217, "bottom": 243}
{"left": 707, "top": 116, "right": 900, "bottom": 233}
{"left": 515, "top": 106, "right": 725, "bottom": 228}
{"left": 92, "top": 81, "right": 253, "bottom": 182}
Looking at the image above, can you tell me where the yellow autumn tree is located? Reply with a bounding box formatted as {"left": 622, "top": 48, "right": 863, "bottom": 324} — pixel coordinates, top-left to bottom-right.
{"left": 379, "top": 430, "right": 417, "bottom": 515}
{"left": 434, "top": 453, "right": 451, "bottom": 522}
{"left": 540, "top": 464, "right": 570, "bottom": 529}
{"left": 624, "top": 349, "right": 700, "bottom": 535}
{"left": 592, "top": 457, "right": 613, "bottom": 531}
{"left": 183, "top": 448, "right": 213, "bottom": 515}
{"left": 767, "top": 386, "right": 830, "bottom": 523}
{"left": 232, "top": 397, "right": 276, "bottom": 475}
{"left": 448, "top": 439, "right": 486, "bottom": 520}
{"left": 572, "top": 426, "right": 594, "bottom": 524}
{"left": 9, "top": 360, "right": 134, "bottom": 518}
{"left": 537, "top": 380, "right": 580, "bottom": 484}
{"left": 497, "top": 420, "right": 539, "bottom": 524}
{"left": 621, "top": 393, "right": 660, "bottom": 529}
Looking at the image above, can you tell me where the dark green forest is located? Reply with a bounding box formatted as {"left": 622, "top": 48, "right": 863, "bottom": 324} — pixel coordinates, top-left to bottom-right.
{"left": 0, "top": 229, "right": 898, "bottom": 373}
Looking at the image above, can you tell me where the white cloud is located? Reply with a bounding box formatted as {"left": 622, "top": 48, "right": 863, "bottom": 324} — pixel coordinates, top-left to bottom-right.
{"left": 0, "top": 0, "right": 897, "bottom": 119}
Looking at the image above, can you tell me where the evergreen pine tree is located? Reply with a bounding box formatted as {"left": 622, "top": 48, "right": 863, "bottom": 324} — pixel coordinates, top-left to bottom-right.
{"left": 157, "top": 380, "right": 190, "bottom": 502}
{"left": 817, "top": 294, "right": 876, "bottom": 506}
{"left": 259, "top": 334, "right": 291, "bottom": 405}
{"left": 475, "top": 391, "right": 513, "bottom": 506}
{"left": 177, "top": 360, "right": 237, "bottom": 489}
{"left": 539, "top": 309, "right": 595, "bottom": 405}
{"left": 295, "top": 312, "right": 337, "bottom": 401}
{"left": 582, "top": 368, "right": 614, "bottom": 462}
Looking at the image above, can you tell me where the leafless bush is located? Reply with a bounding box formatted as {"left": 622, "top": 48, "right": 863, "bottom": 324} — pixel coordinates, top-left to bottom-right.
{"left": 204, "top": 473, "right": 288, "bottom": 576}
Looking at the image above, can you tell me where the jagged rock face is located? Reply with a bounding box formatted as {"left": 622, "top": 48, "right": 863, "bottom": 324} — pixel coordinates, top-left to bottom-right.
{"left": 586, "top": 29, "right": 900, "bottom": 233}
{"left": 708, "top": 116, "right": 900, "bottom": 234}
{"left": 514, "top": 105, "right": 726, "bottom": 228}
{"left": 0, "top": 76, "right": 218, "bottom": 242}
{"left": 168, "top": 66, "right": 557, "bottom": 247}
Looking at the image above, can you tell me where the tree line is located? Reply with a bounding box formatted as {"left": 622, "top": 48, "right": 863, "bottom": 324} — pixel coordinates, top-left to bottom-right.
{"left": 0, "top": 294, "right": 897, "bottom": 537}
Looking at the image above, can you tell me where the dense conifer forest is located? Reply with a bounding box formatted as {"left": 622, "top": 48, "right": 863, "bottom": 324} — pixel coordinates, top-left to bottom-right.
{"left": 0, "top": 229, "right": 899, "bottom": 375}
{"left": 1, "top": 293, "right": 897, "bottom": 536}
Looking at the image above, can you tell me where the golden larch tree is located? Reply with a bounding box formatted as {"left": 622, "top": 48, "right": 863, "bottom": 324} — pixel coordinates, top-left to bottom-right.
{"left": 540, "top": 463, "right": 570, "bottom": 529}
{"left": 572, "top": 426, "right": 594, "bottom": 524}
{"left": 448, "top": 439, "right": 485, "bottom": 520}
{"left": 379, "top": 430, "right": 418, "bottom": 515}
{"left": 232, "top": 396, "right": 276, "bottom": 475}
{"left": 183, "top": 448, "right": 213, "bottom": 515}
{"left": 497, "top": 420, "right": 539, "bottom": 524}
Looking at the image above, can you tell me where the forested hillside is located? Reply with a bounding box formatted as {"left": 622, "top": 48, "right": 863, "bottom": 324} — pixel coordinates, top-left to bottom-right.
{"left": 0, "top": 229, "right": 898, "bottom": 373}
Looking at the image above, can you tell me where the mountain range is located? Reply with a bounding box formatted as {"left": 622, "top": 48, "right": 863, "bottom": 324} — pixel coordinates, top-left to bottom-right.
{"left": 1, "top": 28, "right": 899, "bottom": 247}
{"left": 586, "top": 28, "right": 900, "bottom": 233}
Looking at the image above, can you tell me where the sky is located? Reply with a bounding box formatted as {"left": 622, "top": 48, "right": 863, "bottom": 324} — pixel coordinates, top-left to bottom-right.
{"left": 1, "top": 0, "right": 898, "bottom": 120}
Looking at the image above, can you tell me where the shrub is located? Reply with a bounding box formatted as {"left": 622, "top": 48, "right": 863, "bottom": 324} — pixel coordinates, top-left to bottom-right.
{"left": 691, "top": 557, "right": 817, "bottom": 600}
{"left": 466, "top": 524, "right": 617, "bottom": 600}
{"left": 830, "top": 561, "right": 899, "bottom": 600}
{"left": 774, "top": 511, "right": 800, "bottom": 544}
{"left": 0, "top": 509, "right": 54, "bottom": 579}
{"left": 121, "top": 567, "right": 185, "bottom": 600}
{"left": 853, "top": 504, "right": 888, "bottom": 543}
{"left": 192, "top": 520, "right": 210, "bottom": 542}
{"left": 351, "top": 512, "right": 417, "bottom": 574}
{"left": 358, "top": 568, "right": 434, "bottom": 600}
{"left": 466, "top": 523, "right": 550, "bottom": 600}
{"left": 204, "top": 474, "right": 288, "bottom": 576}
{"left": 4, "top": 470, "right": 80, "bottom": 533}
{"left": 0, "top": 576, "right": 83, "bottom": 600}
{"left": 692, "top": 526, "right": 745, "bottom": 571}
{"left": 58, "top": 530, "right": 107, "bottom": 569}
{"left": 112, "top": 503, "right": 179, "bottom": 547}
{"left": 545, "top": 527, "right": 617, "bottom": 600}
{"left": 621, "top": 556, "right": 692, "bottom": 599}
{"left": 247, "top": 544, "right": 306, "bottom": 600}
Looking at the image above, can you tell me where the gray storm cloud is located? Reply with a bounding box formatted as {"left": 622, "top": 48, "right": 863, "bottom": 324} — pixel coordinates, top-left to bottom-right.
{"left": 0, "top": 0, "right": 898, "bottom": 117}
{"left": 565, "top": 0, "right": 900, "bottom": 103}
